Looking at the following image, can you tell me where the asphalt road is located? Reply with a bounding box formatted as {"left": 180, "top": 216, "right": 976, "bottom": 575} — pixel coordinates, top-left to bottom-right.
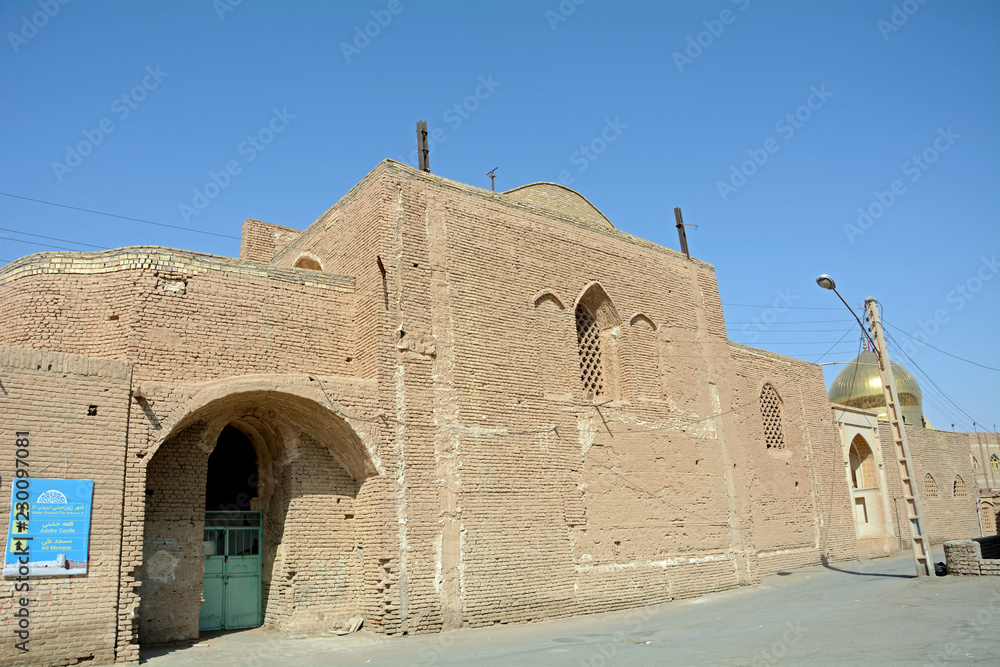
{"left": 142, "top": 548, "right": 1000, "bottom": 666}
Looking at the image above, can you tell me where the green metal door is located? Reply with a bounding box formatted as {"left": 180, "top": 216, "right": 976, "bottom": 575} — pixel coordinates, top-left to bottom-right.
{"left": 199, "top": 512, "right": 261, "bottom": 632}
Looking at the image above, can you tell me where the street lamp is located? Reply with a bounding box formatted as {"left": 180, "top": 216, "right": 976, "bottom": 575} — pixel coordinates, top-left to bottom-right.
{"left": 815, "top": 274, "right": 934, "bottom": 577}
{"left": 815, "top": 275, "right": 877, "bottom": 356}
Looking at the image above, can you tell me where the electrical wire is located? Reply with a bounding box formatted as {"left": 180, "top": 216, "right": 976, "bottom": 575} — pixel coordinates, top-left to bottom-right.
{"left": 0, "top": 236, "right": 87, "bottom": 252}
{"left": 883, "top": 320, "right": 1000, "bottom": 372}
{"left": 0, "top": 226, "right": 106, "bottom": 249}
{"left": 721, "top": 302, "right": 842, "bottom": 310}
{"left": 884, "top": 332, "right": 989, "bottom": 429}
{"left": 0, "top": 192, "right": 241, "bottom": 240}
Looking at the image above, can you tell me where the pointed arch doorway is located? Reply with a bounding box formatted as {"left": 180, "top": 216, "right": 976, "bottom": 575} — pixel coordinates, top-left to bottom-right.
{"left": 199, "top": 426, "right": 263, "bottom": 632}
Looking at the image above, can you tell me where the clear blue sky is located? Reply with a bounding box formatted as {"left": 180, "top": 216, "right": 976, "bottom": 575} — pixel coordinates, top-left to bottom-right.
{"left": 2, "top": 0, "right": 997, "bottom": 432}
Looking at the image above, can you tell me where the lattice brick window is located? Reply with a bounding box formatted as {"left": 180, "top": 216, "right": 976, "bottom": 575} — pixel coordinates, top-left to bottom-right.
{"left": 575, "top": 304, "right": 604, "bottom": 397}
{"left": 993, "top": 455, "right": 1000, "bottom": 470}
{"left": 954, "top": 476, "right": 967, "bottom": 498}
{"left": 924, "top": 473, "right": 939, "bottom": 498}
{"left": 759, "top": 384, "right": 785, "bottom": 449}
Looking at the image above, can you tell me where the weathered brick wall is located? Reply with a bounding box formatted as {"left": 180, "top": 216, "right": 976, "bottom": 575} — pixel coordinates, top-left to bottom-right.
{"left": 275, "top": 161, "right": 856, "bottom": 631}
{"left": 0, "top": 248, "right": 358, "bottom": 386}
{"left": 880, "top": 424, "right": 980, "bottom": 544}
{"left": 944, "top": 536, "right": 1000, "bottom": 575}
{"left": 139, "top": 423, "right": 207, "bottom": 644}
{"left": 969, "top": 433, "right": 1000, "bottom": 491}
{"left": 0, "top": 346, "right": 132, "bottom": 666}
{"left": 728, "top": 345, "right": 860, "bottom": 572}
{"left": 263, "top": 432, "right": 360, "bottom": 634}
{"left": 240, "top": 219, "right": 301, "bottom": 263}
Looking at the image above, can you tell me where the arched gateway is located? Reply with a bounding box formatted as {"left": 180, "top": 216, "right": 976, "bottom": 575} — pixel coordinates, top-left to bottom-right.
{"left": 130, "top": 381, "right": 386, "bottom": 645}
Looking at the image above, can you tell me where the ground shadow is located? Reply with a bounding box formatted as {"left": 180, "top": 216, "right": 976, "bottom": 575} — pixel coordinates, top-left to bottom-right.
{"left": 819, "top": 555, "right": 916, "bottom": 579}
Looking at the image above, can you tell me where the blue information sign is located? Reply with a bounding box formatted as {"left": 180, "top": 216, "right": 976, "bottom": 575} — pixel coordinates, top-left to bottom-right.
{"left": 4, "top": 479, "right": 94, "bottom": 578}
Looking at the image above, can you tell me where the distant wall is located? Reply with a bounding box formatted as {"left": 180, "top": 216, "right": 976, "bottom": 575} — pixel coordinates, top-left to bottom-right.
{"left": 881, "top": 424, "right": 980, "bottom": 544}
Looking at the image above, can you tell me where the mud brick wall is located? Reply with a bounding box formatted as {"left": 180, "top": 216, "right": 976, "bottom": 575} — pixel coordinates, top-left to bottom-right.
{"left": 0, "top": 346, "right": 132, "bottom": 666}
{"left": 263, "top": 432, "right": 361, "bottom": 634}
{"left": 139, "top": 423, "right": 207, "bottom": 644}
{"left": 0, "top": 248, "right": 358, "bottom": 387}
{"left": 880, "top": 424, "right": 980, "bottom": 544}
{"left": 728, "top": 344, "right": 860, "bottom": 572}
{"left": 945, "top": 536, "right": 1000, "bottom": 575}
{"left": 240, "top": 219, "right": 301, "bottom": 263}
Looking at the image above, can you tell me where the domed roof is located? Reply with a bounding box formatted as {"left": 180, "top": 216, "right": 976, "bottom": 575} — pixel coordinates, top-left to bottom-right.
{"left": 503, "top": 182, "right": 615, "bottom": 230}
{"left": 828, "top": 350, "right": 925, "bottom": 425}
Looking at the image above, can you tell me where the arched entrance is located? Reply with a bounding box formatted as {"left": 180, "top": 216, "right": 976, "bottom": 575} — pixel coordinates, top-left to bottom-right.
{"left": 135, "top": 384, "right": 386, "bottom": 645}
{"left": 847, "top": 434, "right": 890, "bottom": 540}
{"left": 199, "top": 426, "right": 263, "bottom": 632}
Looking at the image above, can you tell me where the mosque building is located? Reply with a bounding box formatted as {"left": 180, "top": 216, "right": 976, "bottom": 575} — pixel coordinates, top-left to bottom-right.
{"left": 0, "top": 159, "right": 987, "bottom": 666}
{"left": 827, "top": 349, "right": 999, "bottom": 550}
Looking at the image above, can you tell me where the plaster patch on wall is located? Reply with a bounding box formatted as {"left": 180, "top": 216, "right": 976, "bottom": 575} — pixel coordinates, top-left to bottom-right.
{"left": 574, "top": 552, "right": 730, "bottom": 573}
{"left": 145, "top": 550, "right": 179, "bottom": 583}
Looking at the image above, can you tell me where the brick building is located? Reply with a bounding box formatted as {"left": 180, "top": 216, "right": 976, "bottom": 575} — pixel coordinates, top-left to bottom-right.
{"left": 0, "top": 160, "right": 982, "bottom": 665}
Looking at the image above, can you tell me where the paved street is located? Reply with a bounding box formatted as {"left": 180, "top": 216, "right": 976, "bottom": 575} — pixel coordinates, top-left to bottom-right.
{"left": 142, "top": 548, "right": 1000, "bottom": 666}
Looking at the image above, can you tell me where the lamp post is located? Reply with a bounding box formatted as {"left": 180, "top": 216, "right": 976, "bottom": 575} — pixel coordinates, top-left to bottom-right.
{"left": 816, "top": 275, "right": 934, "bottom": 577}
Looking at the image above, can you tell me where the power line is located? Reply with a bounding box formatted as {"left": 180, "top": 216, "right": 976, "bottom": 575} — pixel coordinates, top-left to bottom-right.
{"left": 725, "top": 319, "right": 854, "bottom": 324}
{"left": 0, "top": 192, "right": 241, "bottom": 241}
{"left": 730, "top": 329, "right": 864, "bottom": 333}
{"left": 883, "top": 320, "right": 1000, "bottom": 372}
{"left": 0, "top": 226, "right": 105, "bottom": 250}
{"left": 721, "top": 302, "right": 842, "bottom": 310}
{"left": 0, "top": 236, "right": 85, "bottom": 252}
{"left": 884, "top": 332, "right": 989, "bottom": 429}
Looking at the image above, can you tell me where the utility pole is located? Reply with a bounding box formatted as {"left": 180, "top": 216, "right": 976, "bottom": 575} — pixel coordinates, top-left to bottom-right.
{"left": 865, "top": 296, "right": 934, "bottom": 577}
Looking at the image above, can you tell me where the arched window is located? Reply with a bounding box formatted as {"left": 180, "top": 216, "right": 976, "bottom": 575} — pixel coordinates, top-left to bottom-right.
{"left": 759, "top": 383, "right": 785, "bottom": 449}
{"left": 849, "top": 435, "right": 877, "bottom": 489}
{"left": 973, "top": 456, "right": 980, "bottom": 470}
{"left": 992, "top": 455, "right": 1000, "bottom": 470}
{"left": 924, "top": 473, "right": 939, "bottom": 498}
{"left": 573, "top": 283, "right": 621, "bottom": 399}
{"left": 954, "top": 476, "right": 968, "bottom": 498}
{"left": 576, "top": 303, "right": 604, "bottom": 397}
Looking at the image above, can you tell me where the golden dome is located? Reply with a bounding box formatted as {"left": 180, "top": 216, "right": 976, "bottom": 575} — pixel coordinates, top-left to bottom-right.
{"left": 828, "top": 350, "right": 925, "bottom": 426}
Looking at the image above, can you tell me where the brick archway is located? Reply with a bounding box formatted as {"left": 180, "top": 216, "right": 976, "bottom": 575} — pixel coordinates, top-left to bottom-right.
{"left": 118, "top": 379, "right": 392, "bottom": 656}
